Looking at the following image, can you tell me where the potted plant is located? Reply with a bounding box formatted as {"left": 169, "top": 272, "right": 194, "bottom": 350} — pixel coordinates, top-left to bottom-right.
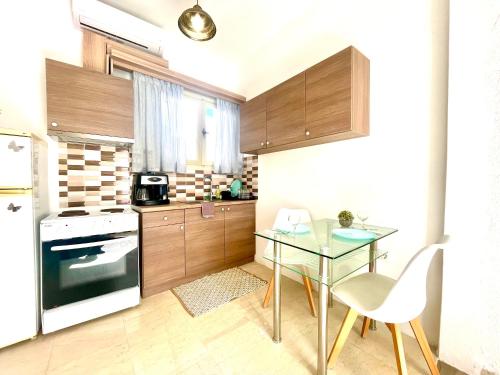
{"left": 338, "top": 210, "right": 354, "bottom": 227}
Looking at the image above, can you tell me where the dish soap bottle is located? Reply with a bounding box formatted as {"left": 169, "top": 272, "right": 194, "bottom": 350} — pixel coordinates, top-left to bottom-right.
{"left": 215, "top": 185, "right": 221, "bottom": 200}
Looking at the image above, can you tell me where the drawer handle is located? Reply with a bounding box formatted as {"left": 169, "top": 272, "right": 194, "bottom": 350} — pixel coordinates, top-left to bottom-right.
{"left": 50, "top": 121, "right": 58, "bottom": 127}
{"left": 163, "top": 216, "right": 168, "bottom": 221}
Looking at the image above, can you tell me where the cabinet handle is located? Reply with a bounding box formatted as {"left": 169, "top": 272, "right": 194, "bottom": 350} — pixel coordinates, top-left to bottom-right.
{"left": 305, "top": 130, "right": 310, "bottom": 136}
{"left": 227, "top": 207, "right": 231, "bottom": 211}
{"left": 221, "top": 207, "right": 225, "bottom": 211}
{"left": 50, "top": 121, "right": 58, "bottom": 127}
{"left": 180, "top": 225, "right": 184, "bottom": 231}
{"left": 163, "top": 216, "right": 168, "bottom": 221}
{"left": 260, "top": 141, "right": 264, "bottom": 147}
{"left": 266, "top": 141, "right": 270, "bottom": 145}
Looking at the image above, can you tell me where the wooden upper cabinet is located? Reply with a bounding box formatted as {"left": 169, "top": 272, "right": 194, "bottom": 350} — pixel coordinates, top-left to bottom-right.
{"left": 305, "top": 46, "right": 369, "bottom": 139}
{"left": 46, "top": 59, "right": 133, "bottom": 139}
{"left": 240, "top": 94, "right": 267, "bottom": 153}
{"left": 224, "top": 204, "right": 255, "bottom": 264}
{"left": 266, "top": 72, "right": 306, "bottom": 147}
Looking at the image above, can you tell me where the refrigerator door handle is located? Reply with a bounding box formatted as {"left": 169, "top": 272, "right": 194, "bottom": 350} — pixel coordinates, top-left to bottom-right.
{"left": 7, "top": 140, "right": 25, "bottom": 152}
{"left": 7, "top": 203, "right": 22, "bottom": 212}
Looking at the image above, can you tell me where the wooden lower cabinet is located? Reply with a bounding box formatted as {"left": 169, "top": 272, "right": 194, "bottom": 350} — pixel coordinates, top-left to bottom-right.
{"left": 185, "top": 207, "right": 225, "bottom": 276}
{"left": 139, "top": 202, "right": 256, "bottom": 297}
{"left": 141, "top": 223, "right": 185, "bottom": 297}
{"left": 224, "top": 204, "right": 256, "bottom": 264}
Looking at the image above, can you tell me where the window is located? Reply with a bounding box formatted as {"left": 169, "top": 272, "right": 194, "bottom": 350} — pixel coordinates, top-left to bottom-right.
{"left": 182, "top": 91, "right": 217, "bottom": 167}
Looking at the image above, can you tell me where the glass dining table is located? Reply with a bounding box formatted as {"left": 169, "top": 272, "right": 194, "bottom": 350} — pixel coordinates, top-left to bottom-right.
{"left": 255, "top": 219, "right": 398, "bottom": 375}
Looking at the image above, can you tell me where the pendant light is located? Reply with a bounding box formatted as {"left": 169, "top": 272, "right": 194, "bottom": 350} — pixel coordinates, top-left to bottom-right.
{"left": 178, "top": 1, "right": 216, "bottom": 41}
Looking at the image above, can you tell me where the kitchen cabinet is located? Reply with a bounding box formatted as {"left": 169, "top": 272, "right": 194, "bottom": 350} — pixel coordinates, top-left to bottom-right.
{"left": 46, "top": 59, "right": 134, "bottom": 139}
{"left": 185, "top": 207, "right": 225, "bottom": 277}
{"left": 141, "top": 210, "right": 185, "bottom": 298}
{"left": 266, "top": 72, "right": 306, "bottom": 147}
{"left": 239, "top": 46, "right": 369, "bottom": 154}
{"left": 240, "top": 94, "right": 267, "bottom": 153}
{"left": 224, "top": 204, "right": 256, "bottom": 264}
{"left": 305, "top": 47, "right": 369, "bottom": 139}
{"left": 137, "top": 201, "right": 256, "bottom": 297}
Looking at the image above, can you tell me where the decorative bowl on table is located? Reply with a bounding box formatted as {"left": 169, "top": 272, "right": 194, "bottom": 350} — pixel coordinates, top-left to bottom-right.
{"left": 338, "top": 210, "right": 354, "bottom": 227}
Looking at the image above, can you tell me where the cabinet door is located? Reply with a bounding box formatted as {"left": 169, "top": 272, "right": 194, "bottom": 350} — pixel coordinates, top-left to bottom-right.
{"left": 305, "top": 47, "right": 352, "bottom": 138}
{"left": 185, "top": 207, "right": 225, "bottom": 276}
{"left": 224, "top": 204, "right": 255, "bottom": 264}
{"left": 266, "top": 72, "right": 306, "bottom": 147}
{"left": 46, "top": 59, "right": 133, "bottom": 139}
{"left": 142, "top": 224, "right": 185, "bottom": 296}
{"left": 240, "top": 94, "right": 267, "bottom": 153}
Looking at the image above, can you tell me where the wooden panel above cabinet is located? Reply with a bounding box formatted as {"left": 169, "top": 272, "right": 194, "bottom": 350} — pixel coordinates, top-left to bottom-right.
{"left": 46, "top": 59, "right": 133, "bottom": 139}
{"left": 240, "top": 46, "right": 369, "bottom": 154}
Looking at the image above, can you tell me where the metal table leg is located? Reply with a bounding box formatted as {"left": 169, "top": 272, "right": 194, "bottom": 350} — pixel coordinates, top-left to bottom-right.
{"left": 317, "top": 256, "right": 330, "bottom": 375}
{"left": 273, "top": 240, "right": 282, "bottom": 343}
{"left": 369, "top": 241, "right": 377, "bottom": 330}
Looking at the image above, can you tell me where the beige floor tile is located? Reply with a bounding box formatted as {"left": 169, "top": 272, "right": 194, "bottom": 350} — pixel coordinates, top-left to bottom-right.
{"left": 0, "top": 262, "right": 436, "bottom": 375}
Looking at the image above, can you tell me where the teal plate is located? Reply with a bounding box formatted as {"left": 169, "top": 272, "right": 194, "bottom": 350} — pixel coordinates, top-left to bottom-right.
{"left": 332, "top": 228, "right": 377, "bottom": 241}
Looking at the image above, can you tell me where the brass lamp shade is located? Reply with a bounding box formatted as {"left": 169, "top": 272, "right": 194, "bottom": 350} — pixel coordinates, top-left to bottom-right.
{"left": 178, "top": 3, "right": 216, "bottom": 41}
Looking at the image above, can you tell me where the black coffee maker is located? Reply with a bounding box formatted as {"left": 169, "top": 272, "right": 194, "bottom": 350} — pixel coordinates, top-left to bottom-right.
{"left": 131, "top": 172, "right": 170, "bottom": 206}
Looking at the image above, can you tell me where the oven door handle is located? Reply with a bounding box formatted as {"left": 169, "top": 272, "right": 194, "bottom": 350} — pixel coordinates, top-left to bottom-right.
{"left": 50, "top": 236, "right": 136, "bottom": 252}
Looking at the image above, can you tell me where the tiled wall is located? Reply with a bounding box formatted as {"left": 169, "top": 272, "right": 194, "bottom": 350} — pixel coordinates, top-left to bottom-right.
{"left": 167, "top": 155, "right": 258, "bottom": 201}
{"left": 58, "top": 142, "right": 131, "bottom": 208}
{"left": 58, "top": 142, "right": 258, "bottom": 207}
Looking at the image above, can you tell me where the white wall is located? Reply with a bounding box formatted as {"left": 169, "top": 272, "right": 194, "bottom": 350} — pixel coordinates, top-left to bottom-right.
{"left": 439, "top": 0, "right": 500, "bottom": 374}
{"left": 252, "top": 0, "right": 449, "bottom": 345}
{"left": 0, "top": 0, "right": 82, "bottom": 218}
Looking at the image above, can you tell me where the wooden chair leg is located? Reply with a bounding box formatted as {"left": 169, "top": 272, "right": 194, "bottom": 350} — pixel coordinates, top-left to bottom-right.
{"left": 409, "top": 318, "right": 440, "bottom": 375}
{"left": 262, "top": 275, "right": 274, "bottom": 308}
{"left": 361, "top": 316, "right": 371, "bottom": 338}
{"left": 386, "top": 323, "right": 408, "bottom": 375}
{"left": 301, "top": 267, "right": 317, "bottom": 317}
{"left": 327, "top": 308, "right": 358, "bottom": 368}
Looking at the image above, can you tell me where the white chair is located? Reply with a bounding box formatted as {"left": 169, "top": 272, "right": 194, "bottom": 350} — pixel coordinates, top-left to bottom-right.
{"left": 262, "top": 208, "right": 318, "bottom": 317}
{"left": 327, "top": 244, "right": 443, "bottom": 375}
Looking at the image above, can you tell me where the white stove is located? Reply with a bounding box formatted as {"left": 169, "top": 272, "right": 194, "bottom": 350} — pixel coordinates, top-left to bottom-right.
{"left": 41, "top": 206, "right": 138, "bottom": 241}
{"left": 40, "top": 206, "right": 140, "bottom": 334}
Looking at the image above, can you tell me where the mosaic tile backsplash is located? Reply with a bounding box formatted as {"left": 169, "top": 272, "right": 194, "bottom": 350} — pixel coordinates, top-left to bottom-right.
{"left": 58, "top": 142, "right": 258, "bottom": 208}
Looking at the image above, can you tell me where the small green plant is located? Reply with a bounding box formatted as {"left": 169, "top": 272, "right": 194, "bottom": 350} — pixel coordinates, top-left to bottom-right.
{"left": 338, "top": 210, "right": 354, "bottom": 221}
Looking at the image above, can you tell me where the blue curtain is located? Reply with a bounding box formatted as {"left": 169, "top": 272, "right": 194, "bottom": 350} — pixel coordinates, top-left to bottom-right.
{"left": 213, "top": 98, "right": 243, "bottom": 174}
{"left": 132, "top": 72, "right": 186, "bottom": 173}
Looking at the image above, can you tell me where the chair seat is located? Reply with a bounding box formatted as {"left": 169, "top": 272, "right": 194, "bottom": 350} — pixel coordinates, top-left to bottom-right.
{"left": 333, "top": 272, "right": 396, "bottom": 316}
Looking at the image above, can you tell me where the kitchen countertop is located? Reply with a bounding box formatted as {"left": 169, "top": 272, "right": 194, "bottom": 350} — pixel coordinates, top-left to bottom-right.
{"left": 132, "top": 199, "right": 257, "bottom": 213}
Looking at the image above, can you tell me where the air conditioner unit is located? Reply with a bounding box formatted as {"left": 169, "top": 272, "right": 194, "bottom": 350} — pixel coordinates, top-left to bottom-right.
{"left": 72, "top": 0, "right": 165, "bottom": 56}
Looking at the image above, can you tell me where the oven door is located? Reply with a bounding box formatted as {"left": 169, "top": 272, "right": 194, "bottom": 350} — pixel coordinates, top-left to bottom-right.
{"left": 42, "top": 231, "right": 138, "bottom": 310}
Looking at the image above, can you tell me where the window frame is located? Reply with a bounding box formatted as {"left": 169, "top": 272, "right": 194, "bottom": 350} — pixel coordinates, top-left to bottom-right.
{"left": 184, "top": 90, "right": 217, "bottom": 168}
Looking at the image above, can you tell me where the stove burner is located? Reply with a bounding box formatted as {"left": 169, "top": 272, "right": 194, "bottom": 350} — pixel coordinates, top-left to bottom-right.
{"left": 58, "top": 210, "right": 89, "bottom": 217}
{"left": 100, "top": 208, "right": 125, "bottom": 214}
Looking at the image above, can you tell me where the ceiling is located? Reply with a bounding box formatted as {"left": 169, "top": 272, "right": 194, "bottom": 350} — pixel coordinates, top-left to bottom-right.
{"left": 98, "top": 0, "right": 380, "bottom": 97}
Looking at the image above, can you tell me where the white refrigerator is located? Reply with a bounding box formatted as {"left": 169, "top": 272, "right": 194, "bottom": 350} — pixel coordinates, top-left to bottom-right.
{"left": 0, "top": 129, "right": 37, "bottom": 348}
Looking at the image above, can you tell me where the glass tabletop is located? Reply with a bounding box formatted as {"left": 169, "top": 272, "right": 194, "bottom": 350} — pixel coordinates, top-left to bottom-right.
{"left": 255, "top": 218, "right": 397, "bottom": 260}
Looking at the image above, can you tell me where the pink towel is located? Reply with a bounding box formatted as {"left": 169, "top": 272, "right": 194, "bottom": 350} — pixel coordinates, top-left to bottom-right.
{"left": 201, "top": 202, "right": 215, "bottom": 218}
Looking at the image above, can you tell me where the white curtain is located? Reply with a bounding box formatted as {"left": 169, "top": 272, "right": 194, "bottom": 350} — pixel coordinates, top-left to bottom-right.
{"left": 132, "top": 72, "right": 186, "bottom": 173}
{"left": 213, "top": 98, "right": 243, "bottom": 174}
